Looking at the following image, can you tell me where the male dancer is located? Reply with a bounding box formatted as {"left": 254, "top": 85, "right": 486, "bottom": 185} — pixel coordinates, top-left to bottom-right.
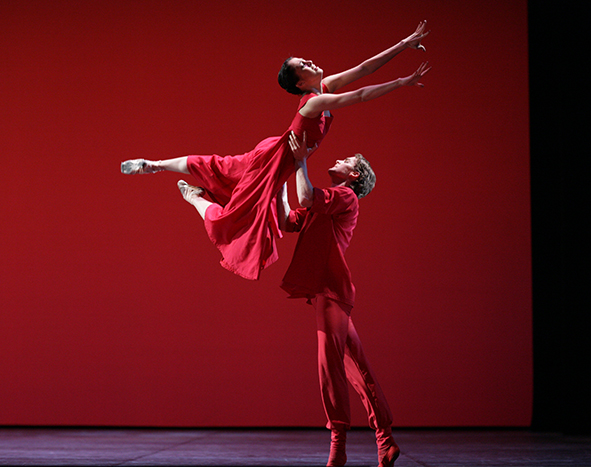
{"left": 277, "top": 132, "right": 399, "bottom": 467}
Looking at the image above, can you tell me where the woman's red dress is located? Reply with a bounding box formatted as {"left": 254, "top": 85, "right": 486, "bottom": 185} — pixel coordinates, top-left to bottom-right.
{"left": 186, "top": 90, "right": 333, "bottom": 280}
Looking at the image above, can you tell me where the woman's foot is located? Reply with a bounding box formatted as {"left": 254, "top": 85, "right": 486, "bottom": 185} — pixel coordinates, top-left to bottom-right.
{"left": 121, "top": 159, "right": 163, "bottom": 174}
{"left": 177, "top": 180, "right": 204, "bottom": 203}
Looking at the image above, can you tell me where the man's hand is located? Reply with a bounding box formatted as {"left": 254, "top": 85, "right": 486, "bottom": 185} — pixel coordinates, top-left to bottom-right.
{"left": 289, "top": 131, "right": 318, "bottom": 162}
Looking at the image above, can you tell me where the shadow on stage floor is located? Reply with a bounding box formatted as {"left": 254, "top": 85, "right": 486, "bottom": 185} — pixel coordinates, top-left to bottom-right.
{"left": 1, "top": 427, "right": 590, "bottom": 466}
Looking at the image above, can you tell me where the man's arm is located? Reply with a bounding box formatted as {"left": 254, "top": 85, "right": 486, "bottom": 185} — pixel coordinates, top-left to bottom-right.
{"left": 295, "top": 159, "right": 314, "bottom": 208}
{"left": 289, "top": 131, "right": 316, "bottom": 208}
{"left": 276, "top": 183, "right": 291, "bottom": 231}
{"left": 322, "top": 20, "right": 429, "bottom": 93}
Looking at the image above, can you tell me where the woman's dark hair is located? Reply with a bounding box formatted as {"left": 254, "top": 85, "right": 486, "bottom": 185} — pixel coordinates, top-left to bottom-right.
{"left": 350, "top": 154, "right": 376, "bottom": 199}
{"left": 278, "top": 57, "right": 303, "bottom": 95}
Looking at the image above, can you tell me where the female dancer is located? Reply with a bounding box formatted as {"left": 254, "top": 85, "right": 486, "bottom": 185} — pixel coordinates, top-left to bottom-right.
{"left": 121, "top": 22, "right": 430, "bottom": 280}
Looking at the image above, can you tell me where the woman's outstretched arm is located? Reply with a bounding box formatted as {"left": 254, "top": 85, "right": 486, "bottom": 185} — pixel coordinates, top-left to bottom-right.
{"left": 322, "top": 20, "right": 429, "bottom": 93}
{"left": 301, "top": 61, "right": 430, "bottom": 117}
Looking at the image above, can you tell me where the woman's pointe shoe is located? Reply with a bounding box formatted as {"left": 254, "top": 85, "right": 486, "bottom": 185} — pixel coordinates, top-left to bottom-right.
{"left": 121, "top": 159, "right": 163, "bottom": 174}
{"left": 377, "top": 442, "right": 400, "bottom": 467}
{"left": 177, "top": 180, "right": 204, "bottom": 203}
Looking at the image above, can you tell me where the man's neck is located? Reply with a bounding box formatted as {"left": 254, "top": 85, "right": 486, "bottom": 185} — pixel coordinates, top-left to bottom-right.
{"left": 331, "top": 180, "right": 351, "bottom": 189}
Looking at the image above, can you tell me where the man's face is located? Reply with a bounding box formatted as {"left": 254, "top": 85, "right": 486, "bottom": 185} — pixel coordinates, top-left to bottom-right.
{"left": 328, "top": 156, "right": 358, "bottom": 182}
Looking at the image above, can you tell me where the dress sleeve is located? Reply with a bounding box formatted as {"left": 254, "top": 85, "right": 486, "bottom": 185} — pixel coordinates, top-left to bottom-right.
{"left": 309, "top": 187, "right": 357, "bottom": 216}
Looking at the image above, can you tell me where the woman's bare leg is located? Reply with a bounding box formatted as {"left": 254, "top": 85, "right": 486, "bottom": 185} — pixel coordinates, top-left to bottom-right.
{"left": 177, "top": 180, "right": 213, "bottom": 220}
{"left": 157, "top": 157, "right": 189, "bottom": 173}
{"left": 121, "top": 157, "right": 189, "bottom": 174}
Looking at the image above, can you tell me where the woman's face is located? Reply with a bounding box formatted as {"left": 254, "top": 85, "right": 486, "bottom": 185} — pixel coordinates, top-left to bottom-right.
{"left": 290, "top": 57, "right": 323, "bottom": 90}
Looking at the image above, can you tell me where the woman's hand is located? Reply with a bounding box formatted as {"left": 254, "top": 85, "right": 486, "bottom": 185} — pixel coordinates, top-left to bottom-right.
{"left": 399, "top": 61, "right": 431, "bottom": 87}
{"left": 289, "top": 131, "right": 318, "bottom": 162}
{"left": 403, "top": 20, "right": 430, "bottom": 52}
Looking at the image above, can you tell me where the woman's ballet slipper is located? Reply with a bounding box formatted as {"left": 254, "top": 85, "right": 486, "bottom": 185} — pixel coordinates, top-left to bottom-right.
{"left": 121, "top": 159, "right": 163, "bottom": 174}
{"left": 177, "top": 180, "right": 204, "bottom": 202}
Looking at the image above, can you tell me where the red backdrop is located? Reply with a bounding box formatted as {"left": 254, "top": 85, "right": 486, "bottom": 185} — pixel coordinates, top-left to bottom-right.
{"left": 1, "top": 0, "right": 531, "bottom": 427}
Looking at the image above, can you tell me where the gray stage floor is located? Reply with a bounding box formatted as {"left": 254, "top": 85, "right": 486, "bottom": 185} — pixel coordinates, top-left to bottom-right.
{"left": 1, "top": 427, "right": 590, "bottom": 466}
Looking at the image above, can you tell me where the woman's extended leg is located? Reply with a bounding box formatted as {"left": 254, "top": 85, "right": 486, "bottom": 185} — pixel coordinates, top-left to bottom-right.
{"left": 177, "top": 180, "right": 212, "bottom": 220}
{"left": 121, "top": 157, "right": 189, "bottom": 174}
